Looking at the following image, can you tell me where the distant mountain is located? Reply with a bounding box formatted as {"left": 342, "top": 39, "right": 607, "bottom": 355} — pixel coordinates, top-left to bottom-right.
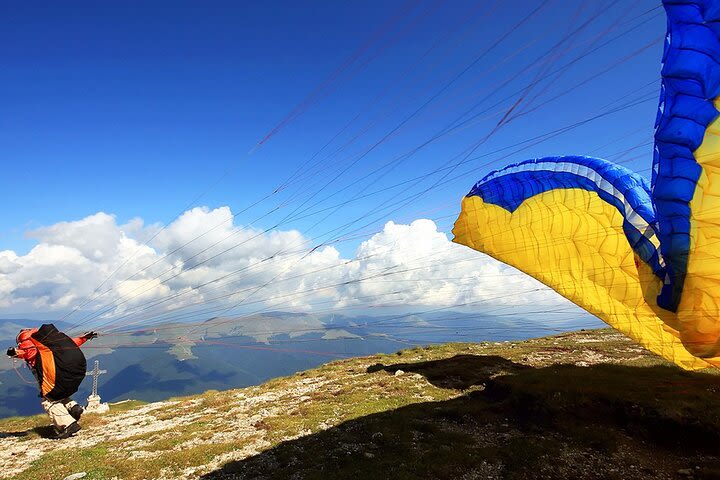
{"left": 192, "top": 312, "right": 327, "bottom": 343}
{"left": 0, "top": 318, "right": 74, "bottom": 343}
{"left": 0, "top": 311, "right": 602, "bottom": 418}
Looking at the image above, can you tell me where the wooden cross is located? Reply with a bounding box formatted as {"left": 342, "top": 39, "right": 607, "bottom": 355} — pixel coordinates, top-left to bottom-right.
{"left": 86, "top": 360, "right": 107, "bottom": 397}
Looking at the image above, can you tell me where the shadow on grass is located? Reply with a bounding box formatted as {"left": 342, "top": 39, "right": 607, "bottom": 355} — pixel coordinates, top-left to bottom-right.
{"left": 0, "top": 424, "right": 56, "bottom": 439}
{"left": 0, "top": 430, "right": 30, "bottom": 439}
{"left": 203, "top": 355, "right": 720, "bottom": 479}
{"left": 367, "top": 354, "right": 528, "bottom": 389}
{"left": 32, "top": 425, "right": 59, "bottom": 439}
{"left": 0, "top": 414, "right": 58, "bottom": 439}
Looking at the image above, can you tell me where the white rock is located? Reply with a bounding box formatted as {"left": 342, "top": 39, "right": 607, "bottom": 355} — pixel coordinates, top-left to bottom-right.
{"left": 85, "top": 403, "right": 110, "bottom": 414}
{"left": 394, "top": 370, "right": 404, "bottom": 376}
{"left": 63, "top": 473, "right": 87, "bottom": 480}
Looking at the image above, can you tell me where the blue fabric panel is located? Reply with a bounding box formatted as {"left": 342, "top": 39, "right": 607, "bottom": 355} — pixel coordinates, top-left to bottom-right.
{"left": 656, "top": 116, "right": 708, "bottom": 150}
{"left": 663, "top": 51, "right": 720, "bottom": 97}
{"left": 476, "top": 171, "right": 599, "bottom": 212}
{"left": 470, "top": 156, "right": 652, "bottom": 216}
{"left": 672, "top": 94, "right": 719, "bottom": 126}
{"left": 653, "top": 177, "right": 700, "bottom": 201}
{"left": 664, "top": 3, "right": 702, "bottom": 23}
{"left": 655, "top": 199, "right": 692, "bottom": 219}
{"left": 665, "top": 77, "right": 706, "bottom": 99}
{"left": 655, "top": 152, "right": 702, "bottom": 180}
{"left": 655, "top": 143, "right": 695, "bottom": 165}
{"left": 675, "top": 24, "right": 720, "bottom": 64}
{"left": 705, "top": 1, "right": 720, "bottom": 20}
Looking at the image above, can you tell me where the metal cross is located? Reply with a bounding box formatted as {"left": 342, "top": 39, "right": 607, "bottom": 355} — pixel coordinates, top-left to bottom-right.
{"left": 85, "top": 360, "right": 107, "bottom": 397}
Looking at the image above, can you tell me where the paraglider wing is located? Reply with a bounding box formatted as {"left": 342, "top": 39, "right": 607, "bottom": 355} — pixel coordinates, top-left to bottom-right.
{"left": 654, "top": 0, "right": 720, "bottom": 358}
{"left": 453, "top": 0, "right": 720, "bottom": 369}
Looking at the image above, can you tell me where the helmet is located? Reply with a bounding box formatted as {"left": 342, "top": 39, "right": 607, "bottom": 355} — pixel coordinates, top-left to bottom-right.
{"left": 16, "top": 328, "right": 38, "bottom": 346}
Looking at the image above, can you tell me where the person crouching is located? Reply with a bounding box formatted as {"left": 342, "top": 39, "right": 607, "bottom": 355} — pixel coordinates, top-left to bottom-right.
{"left": 7, "top": 324, "right": 97, "bottom": 439}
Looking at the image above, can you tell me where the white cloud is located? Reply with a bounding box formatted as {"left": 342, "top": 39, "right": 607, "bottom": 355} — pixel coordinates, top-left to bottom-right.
{"left": 0, "top": 251, "right": 20, "bottom": 274}
{"left": 0, "top": 208, "right": 565, "bottom": 325}
{"left": 27, "top": 212, "right": 123, "bottom": 262}
{"left": 338, "top": 219, "right": 556, "bottom": 309}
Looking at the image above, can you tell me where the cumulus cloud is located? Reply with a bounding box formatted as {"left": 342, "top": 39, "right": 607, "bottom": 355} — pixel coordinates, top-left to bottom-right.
{"left": 27, "top": 212, "right": 124, "bottom": 262}
{"left": 339, "top": 219, "right": 557, "bottom": 309}
{"left": 0, "top": 208, "right": 564, "bottom": 324}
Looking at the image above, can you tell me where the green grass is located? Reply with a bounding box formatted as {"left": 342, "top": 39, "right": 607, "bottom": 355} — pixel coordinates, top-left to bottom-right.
{"left": 16, "top": 446, "right": 112, "bottom": 480}
{"left": 0, "top": 413, "right": 48, "bottom": 438}
{"left": 106, "top": 399, "right": 148, "bottom": 413}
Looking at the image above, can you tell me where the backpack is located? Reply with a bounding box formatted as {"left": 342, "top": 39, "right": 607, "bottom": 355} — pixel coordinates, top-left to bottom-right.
{"left": 30, "top": 324, "right": 87, "bottom": 401}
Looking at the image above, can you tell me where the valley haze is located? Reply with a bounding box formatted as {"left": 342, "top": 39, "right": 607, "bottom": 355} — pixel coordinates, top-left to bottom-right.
{"left": 0, "top": 311, "right": 600, "bottom": 418}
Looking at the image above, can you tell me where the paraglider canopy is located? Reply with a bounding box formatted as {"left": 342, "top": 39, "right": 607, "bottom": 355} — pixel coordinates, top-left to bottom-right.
{"left": 453, "top": 0, "right": 720, "bottom": 370}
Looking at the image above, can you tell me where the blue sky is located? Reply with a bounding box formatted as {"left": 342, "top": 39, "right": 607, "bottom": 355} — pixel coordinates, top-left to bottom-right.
{"left": 2, "top": 0, "right": 665, "bottom": 257}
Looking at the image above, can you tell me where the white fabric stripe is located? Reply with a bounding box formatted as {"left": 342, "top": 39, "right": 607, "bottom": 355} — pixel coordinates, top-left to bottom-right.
{"left": 481, "top": 161, "right": 663, "bottom": 255}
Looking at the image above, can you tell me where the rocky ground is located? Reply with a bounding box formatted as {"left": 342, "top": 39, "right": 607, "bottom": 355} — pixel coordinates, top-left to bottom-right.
{"left": 1, "top": 329, "right": 719, "bottom": 480}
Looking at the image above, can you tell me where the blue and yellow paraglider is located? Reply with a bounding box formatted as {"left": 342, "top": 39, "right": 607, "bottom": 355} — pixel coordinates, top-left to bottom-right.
{"left": 453, "top": 0, "right": 720, "bottom": 369}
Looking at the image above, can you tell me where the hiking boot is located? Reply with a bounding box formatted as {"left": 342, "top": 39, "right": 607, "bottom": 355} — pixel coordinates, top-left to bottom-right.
{"left": 54, "top": 422, "right": 81, "bottom": 440}
{"left": 69, "top": 404, "right": 84, "bottom": 421}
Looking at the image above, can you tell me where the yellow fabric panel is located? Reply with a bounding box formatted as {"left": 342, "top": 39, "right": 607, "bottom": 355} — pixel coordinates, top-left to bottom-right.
{"left": 681, "top": 96, "right": 720, "bottom": 358}
{"left": 452, "top": 188, "right": 716, "bottom": 370}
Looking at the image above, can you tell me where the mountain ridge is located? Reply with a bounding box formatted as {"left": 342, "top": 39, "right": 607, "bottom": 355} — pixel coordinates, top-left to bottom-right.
{"left": 1, "top": 328, "right": 718, "bottom": 479}
{"left": 0, "top": 312, "right": 596, "bottom": 418}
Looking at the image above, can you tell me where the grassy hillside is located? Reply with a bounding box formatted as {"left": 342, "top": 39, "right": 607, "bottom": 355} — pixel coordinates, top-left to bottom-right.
{"left": 1, "top": 329, "right": 718, "bottom": 480}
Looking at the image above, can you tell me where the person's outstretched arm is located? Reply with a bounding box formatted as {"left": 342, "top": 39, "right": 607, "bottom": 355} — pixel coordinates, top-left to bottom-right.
{"left": 72, "top": 331, "right": 98, "bottom": 347}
